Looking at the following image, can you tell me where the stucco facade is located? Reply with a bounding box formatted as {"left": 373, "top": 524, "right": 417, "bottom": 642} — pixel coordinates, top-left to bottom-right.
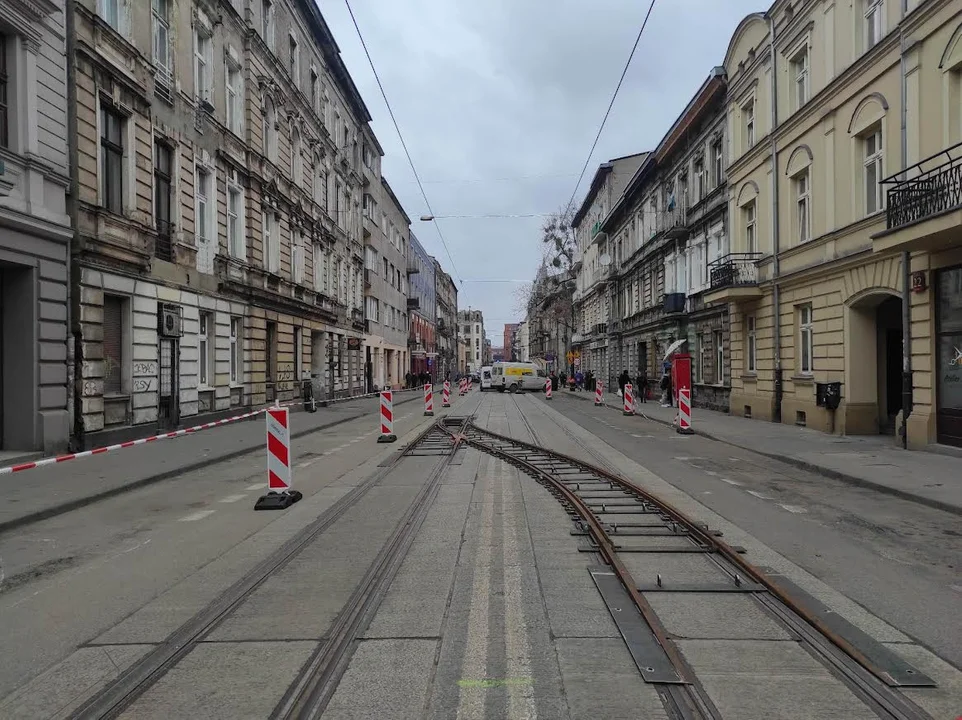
{"left": 708, "top": 0, "right": 962, "bottom": 449}
{"left": 0, "top": 0, "right": 73, "bottom": 454}
{"left": 67, "top": 0, "right": 375, "bottom": 446}
{"left": 407, "top": 231, "right": 436, "bottom": 378}
{"left": 434, "top": 260, "right": 458, "bottom": 380}
{"left": 459, "top": 309, "right": 485, "bottom": 374}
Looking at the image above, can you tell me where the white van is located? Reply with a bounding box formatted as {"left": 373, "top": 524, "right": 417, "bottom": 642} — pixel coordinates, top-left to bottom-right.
{"left": 480, "top": 366, "right": 493, "bottom": 391}
{"left": 492, "top": 362, "right": 547, "bottom": 393}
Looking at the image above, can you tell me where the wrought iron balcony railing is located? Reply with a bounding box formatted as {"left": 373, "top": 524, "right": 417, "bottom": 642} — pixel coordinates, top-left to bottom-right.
{"left": 708, "top": 252, "right": 763, "bottom": 290}
{"left": 882, "top": 140, "right": 962, "bottom": 229}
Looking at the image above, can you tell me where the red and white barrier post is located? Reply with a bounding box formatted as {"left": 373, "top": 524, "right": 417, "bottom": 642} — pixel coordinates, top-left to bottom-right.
{"left": 459, "top": 378, "right": 466, "bottom": 396}
{"left": 255, "top": 406, "right": 302, "bottom": 510}
{"left": 424, "top": 383, "right": 434, "bottom": 416}
{"left": 442, "top": 380, "right": 451, "bottom": 408}
{"left": 623, "top": 383, "right": 634, "bottom": 416}
{"left": 545, "top": 378, "right": 553, "bottom": 400}
{"left": 378, "top": 390, "right": 397, "bottom": 443}
{"left": 677, "top": 388, "right": 694, "bottom": 435}
{"left": 594, "top": 380, "right": 604, "bottom": 406}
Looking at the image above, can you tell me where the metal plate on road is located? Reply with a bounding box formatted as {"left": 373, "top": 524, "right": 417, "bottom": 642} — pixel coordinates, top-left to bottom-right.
{"left": 588, "top": 566, "right": 684, "bottom": 684}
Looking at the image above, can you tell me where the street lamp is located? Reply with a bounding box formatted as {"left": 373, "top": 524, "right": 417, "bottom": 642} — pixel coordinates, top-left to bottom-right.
{"left": 420, "top": 215, "right": 434, "bottom": 221}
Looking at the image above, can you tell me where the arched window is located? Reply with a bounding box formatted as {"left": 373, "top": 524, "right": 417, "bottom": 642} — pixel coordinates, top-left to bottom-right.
{"left": 263, "top": 95, "right": 277, "bottom": 162}
{"left": 291, "top": 127, "right": 302, "bottom": 185}
{"left": 314, "top": 155, "right": 327, "bottom": 208}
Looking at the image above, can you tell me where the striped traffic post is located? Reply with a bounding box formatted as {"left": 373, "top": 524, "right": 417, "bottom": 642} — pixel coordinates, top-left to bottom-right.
{"left": 442, "top": 380, "right": 451, "bottom": 407}
{"left": 255, "top": 406, "right": 302, "bottom": 510}
{"left": 545, "top": 378, "right": 552, "bottom": 400}
{"left": 424, "top": 383, "right": 434, "bottom": 416}
{"left": 377, "top": 390, "right": 397, "bottom": 443}
{"left": 623, "top": 383, "right": 634, "bottom": 416}
{"left": 677, "top": 388, "right": 694, "bottom": 435}
{"left": 594, "top": 380, "right": 604, "bottom": 406}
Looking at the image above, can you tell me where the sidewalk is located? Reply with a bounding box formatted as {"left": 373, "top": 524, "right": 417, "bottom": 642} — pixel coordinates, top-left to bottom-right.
{"left": 0, "top": 391, "right": 424, "bottom": 533}
{"left": 559, "top": 389, "right": 962, "bottom": 516}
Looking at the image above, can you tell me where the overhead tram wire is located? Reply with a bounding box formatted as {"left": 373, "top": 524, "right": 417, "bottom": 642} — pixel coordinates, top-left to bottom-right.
{"left": 343, "top": 0, "right": 462, "bottom": 284}
{"left": 565, "top": 0, "right": 658, "bottom": 212}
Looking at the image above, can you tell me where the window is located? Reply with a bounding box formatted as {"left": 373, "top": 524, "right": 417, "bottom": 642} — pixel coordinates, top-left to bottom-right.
{"left": 795, "top": 170, "right": 810, "bottom": 242}
{"left": 152, "top": 0, "right": 171, "bottom": 90}
{"left": 194, "top": 24, "right": 212, "bottom": 104}
{"left": 288, "top": 34, "right": 299, "bottom": 84}
{"left": 291, "top": 129, "right": 302, "bottom": 185}
{"left": 743, "top": 97, "right": 755, "bottom": 149}
{"left": 228, "top": 181, "right": 244, "bottom": 259}
{"left": 99, "top": 0, "right": 128, "bottom": 34}
{"left": 313, "top": 243, "right": 328, "bottom": 292}
{"left": 743, "top": 201, "right": 757, "bottom": 253}
{"left": 262, "top": 0, "right": 274, "bottom": 51}
{"left": 383, "top": 257, "right": 389, "bottom": 279}
{"left": 199, "top": 312, "right": 214, "bottom": 387}
{"left": 310, "top": 68, "right": 318, "bottom": 111}
{"left": 100, "top": 105, "right": 125, "bottom": 214}
{"left": 195, "top": 166, "right": 211, "bottom": 246}
{"left": 791, "top": 45, "right": 810, "bottom": 110}
{"left": 263, "top": 97, "right": 277, "bottom": 161}
{"left": 103, "top": 295, "right": 127, "bottom": 394}
{"left": 263, "top": 210, "right": 280, "bottom": 273}
{"left": 694, "top": 333, "right": 704, "bottom": 382}
{"left": 799, "top": 305, "right": 813, "bottom": 374}
{"left": 864, "top": 127, "right": 883, "bottom": 214}
{"left": 714, "top": 330, "right": 724, "bottom": 384}
{"left": 334, "top": 181, "right": 342, "bottom": 225}
{"left": 711, "top": 139, "right": 723, "bottom": 187}
{"left": 292, "top": 228, "right": 305, "bottom": 285}
{"left": 294, "top": 326, "right": 303, "bottom": 381}
{"left": 693, "top": 158, "right": 706, "bottom": 200}
{"left": 314, "top": 163, "right": 327, "bottom": 208}
{"left": 230, "top": 317, "right": 242, "bottom": 384}
{"left": 266, "top": 321, "right": 277, "bottom": 382}
{"left": 746, "top": 315, "right": 757, "bottom": 373}
{"left": 154, "top": 141, "right": 173, "bottom": 260}
{"left": 865, "top": 0, "right": 883, "bottom": 50}
{"left": 226, "top": 59, "right": 242, "bottom": 134}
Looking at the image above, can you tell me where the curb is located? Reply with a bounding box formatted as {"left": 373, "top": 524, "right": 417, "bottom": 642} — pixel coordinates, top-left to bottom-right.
{"left": 0, "top": 393, "right": 425, "bottom": 536}
{"left": 556, "top": 390, "right": 962, "bottom": 518}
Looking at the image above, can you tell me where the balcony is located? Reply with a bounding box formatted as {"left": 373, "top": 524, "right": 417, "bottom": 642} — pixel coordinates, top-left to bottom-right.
{"left": 364, "top": 268, "right": 372, "bottom": 288}
{"left": 874, "top": 141, "right": 962, "bottom": 254}
{"left": 406, "top": 263, "right": 420, "bottom": 275}
{"left": 657, "top": 201, "right": 688, "bottom": 240}
{"left": 590, "top": 220, "right": 607, "bottom": 246}
{"left": 591, "top": 322, "right": 607, "bottom": 336}
{"left": 352, "top": 307, "right": 365, "bottom": 330}
{"left": 663, "top": 292, "right": 686, "bottom": 314}
{"left": 571, "top": 246, "right": 583, "bottom": 272}
{"left": 703, "top": 252, "right": 764, "bottom": 304}
{"left": 407, "top": 297, "right": 420, "bottom": 310}
{"left": 607, "top": 319, "right": 622, "bottom": 335}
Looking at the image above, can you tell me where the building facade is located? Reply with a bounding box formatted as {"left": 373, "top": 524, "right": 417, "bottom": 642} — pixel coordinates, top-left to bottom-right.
{"left": 503, "top": 323, "right": 519, "bottom": 361}
{"left": 599, "top": 69, "right": 731, "bottom": 408}
{"left": 527, "top": 264, "right": 575, "bottom": 373}
{"left": 407, "top": 231, "right": 436, "bottom": 379}
{"left": 434, "top": 260, "right": 458, "bottom": 380}
{"left": 68, "top": 0, "right": 373, "bottom": 446}
{"left": 571, "top": 153, "right": 649, "bottom": 387}
{"left": 0, "top": 0, "right": 73, "bottom": 454}
{"left": 516, "top": 320, "right": 529, "bottom": 362}
{"left": 459, "top": 308, "right": 485, "bottom": 373}
{"left": 362, "top": 165, "right": 409, "bottom": 391}
{"left": 708, "top": 0, "right": 962, "bottom": 448}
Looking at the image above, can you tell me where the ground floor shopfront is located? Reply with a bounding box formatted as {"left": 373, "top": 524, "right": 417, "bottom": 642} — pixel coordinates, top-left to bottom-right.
{"left": 74, "top": 266, "right": 364, "bottom": 448}
{"left": 721, "top": 248, "right": 962, "bottom": 449}
{"left": 363, "top": 335, "right": 407, "bottom": 391}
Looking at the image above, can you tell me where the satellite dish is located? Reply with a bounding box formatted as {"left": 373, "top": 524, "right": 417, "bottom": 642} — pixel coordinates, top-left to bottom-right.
{"left": 599, "top": 253, "right": 612, "bottom": 267}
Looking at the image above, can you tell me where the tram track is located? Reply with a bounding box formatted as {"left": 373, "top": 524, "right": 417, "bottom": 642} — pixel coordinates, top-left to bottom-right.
{"left": 67, "top": 407, "right": 477, "bottom": 720}
{"left": 448, "top": 396, "right": 936, "bottom": 720}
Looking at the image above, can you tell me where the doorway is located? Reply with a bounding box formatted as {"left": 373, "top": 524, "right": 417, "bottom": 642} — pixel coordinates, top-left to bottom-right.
{"left": 936, "top": 266, "right": 962, "bottom": 447}
{"left": 845, "top": 290, "right": 903, "bottom": 436}
{"left": 876, "top": 296, "right": 903, "bottom": 434}
{"left": 158, "top": 337, "right": 179, "bottom": 429}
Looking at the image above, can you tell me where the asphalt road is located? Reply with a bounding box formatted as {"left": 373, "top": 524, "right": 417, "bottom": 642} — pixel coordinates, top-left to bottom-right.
{"left": 544, "top": 391, "right": 962, "bottom": 669}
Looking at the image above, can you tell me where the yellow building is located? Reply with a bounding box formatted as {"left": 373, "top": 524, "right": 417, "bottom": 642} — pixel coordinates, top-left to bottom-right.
{"left": 706, "top": 0, "right": 962, "bottom": 449}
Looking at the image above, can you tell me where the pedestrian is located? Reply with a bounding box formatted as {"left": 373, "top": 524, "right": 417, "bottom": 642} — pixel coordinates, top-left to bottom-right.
{"left": 575, "top": 369, "right": 584, "bottom": 390}
{"left": 618, "top": 369, "right": 630, "bottom": 396}
{"left": 636, "top": 372, "right": 648, "bottom": 403}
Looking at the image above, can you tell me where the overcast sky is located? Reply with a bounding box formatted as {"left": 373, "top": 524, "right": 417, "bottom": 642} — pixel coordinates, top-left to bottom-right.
{"left": 320, "top": 0, "right": 763, "bottom": 342}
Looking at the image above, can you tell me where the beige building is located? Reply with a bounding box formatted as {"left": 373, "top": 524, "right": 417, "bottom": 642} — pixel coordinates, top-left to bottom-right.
{"left": 68, "top": 0, "right": 377, "bottom": 445}
{"left": 706, "top": 0, "right": 962, "bottom": 449}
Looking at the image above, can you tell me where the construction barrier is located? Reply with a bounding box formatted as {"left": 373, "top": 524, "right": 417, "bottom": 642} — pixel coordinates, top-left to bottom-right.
{"left": 623, "top": 383, "right": 634, "bottom": 416}
{"left": 594, "top": 381, "right": 604, "bottom": 406}
{"left": 424, "top": 383, "right": 435, "bottom": 416}
{"left": 545, "top": 378, "right": 552, "bottom": 400}
{"left": 459, "top": 378, "right": 465, "bottom": 396}
{"left": 677, "top": 388, "right": 694, "bottom": 435}
{"left": 377, "top": 390, "right": 397, "bottom": 443}
{"left": 442, "top": 380, "right": 451, "bottom": 407}
{"left": 254, "top": 406, "right": 302, "bottom": 510}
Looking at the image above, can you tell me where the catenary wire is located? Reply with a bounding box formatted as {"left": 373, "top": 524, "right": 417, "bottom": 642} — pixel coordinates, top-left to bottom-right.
{"left": 343, "top": 0, "right": 462, "bottom": 283}
{"left": 565, "top": 0, "right": 658, "bottom": 214}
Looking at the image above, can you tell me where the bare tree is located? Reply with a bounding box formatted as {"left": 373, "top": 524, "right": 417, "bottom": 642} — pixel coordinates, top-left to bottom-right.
{"left": 541, "top": 204, "right": 577, "bottom": 278}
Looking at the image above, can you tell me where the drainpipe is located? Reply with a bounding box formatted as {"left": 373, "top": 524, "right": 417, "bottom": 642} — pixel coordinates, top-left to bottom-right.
{"left": 899, "top": 0, "right": 913, "bottom": 448}
{"left": 767, "top": 12, "right": 783, "bottom": 423}
{"left": 65, "top": 0, "right": 80, "bottom": 450}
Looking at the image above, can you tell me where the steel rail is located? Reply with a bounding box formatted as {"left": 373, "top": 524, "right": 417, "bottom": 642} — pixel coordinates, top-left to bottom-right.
{"left": 458, "top": 421, "right": 930, "bottom": 711}
{"left": 68, "top": 415, "right": 461, "bottom": 720}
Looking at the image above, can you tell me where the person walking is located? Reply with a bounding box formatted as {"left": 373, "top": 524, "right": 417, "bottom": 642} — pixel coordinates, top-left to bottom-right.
{"left": 636, "top": 372, "right": 649, "bottom": 404}
{"left": 618, "top": 369, "right": 630, "bottom": 397}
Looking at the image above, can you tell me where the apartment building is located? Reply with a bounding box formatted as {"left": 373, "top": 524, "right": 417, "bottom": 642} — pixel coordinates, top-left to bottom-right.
{"left": 503, "top": 323, "right": 519, "bottom": 361}
{"left": 597, "top": 69, "right": 731, "bottom": 408}
{"left": 516, "top": 320, "right": 529, "bottom": 362}
{"left": 570, "top": 152, "right": 649, "bottom": 387}
{"left": 362, "top": 157, "right": 410, "bottom": 391}
{"left": 459, "top": 308, "right": 485, "bottom": 374}
{"left": 707, "top": 0, "right": 962, "bottom": 448}
{"left": 68, "top": 0, "right": 373, "bottom": 445}
{"left": 0, "top": 0, "right": 72, "bottom": 454}
{"left": 434, "top": 260, "right": 458, "bottom": 380}
{"left": 407, "top": 232, "right": 436, "bottom": 379}
{"left": 527, "top": 263, "right": 575, "bottom": 373}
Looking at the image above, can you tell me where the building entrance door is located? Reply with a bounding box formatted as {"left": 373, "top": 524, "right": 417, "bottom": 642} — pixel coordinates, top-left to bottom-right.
{"left": 937, "top": 267, "right": 962, "bottom": 447}
{"left": 158, "top": 337, "right": 179, "bottom": 430}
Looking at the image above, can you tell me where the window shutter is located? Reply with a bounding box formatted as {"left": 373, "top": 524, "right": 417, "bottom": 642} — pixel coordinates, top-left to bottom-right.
{"left": 103, "top": 296, "right": 124, "bottom": 394}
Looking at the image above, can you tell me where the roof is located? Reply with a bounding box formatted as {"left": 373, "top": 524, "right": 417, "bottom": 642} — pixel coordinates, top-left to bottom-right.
{"left": 571, "top": 151, "right": 649, "bottom": 228}
{"left": 380, "top": 177, "right": 411, "bottom": 225}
